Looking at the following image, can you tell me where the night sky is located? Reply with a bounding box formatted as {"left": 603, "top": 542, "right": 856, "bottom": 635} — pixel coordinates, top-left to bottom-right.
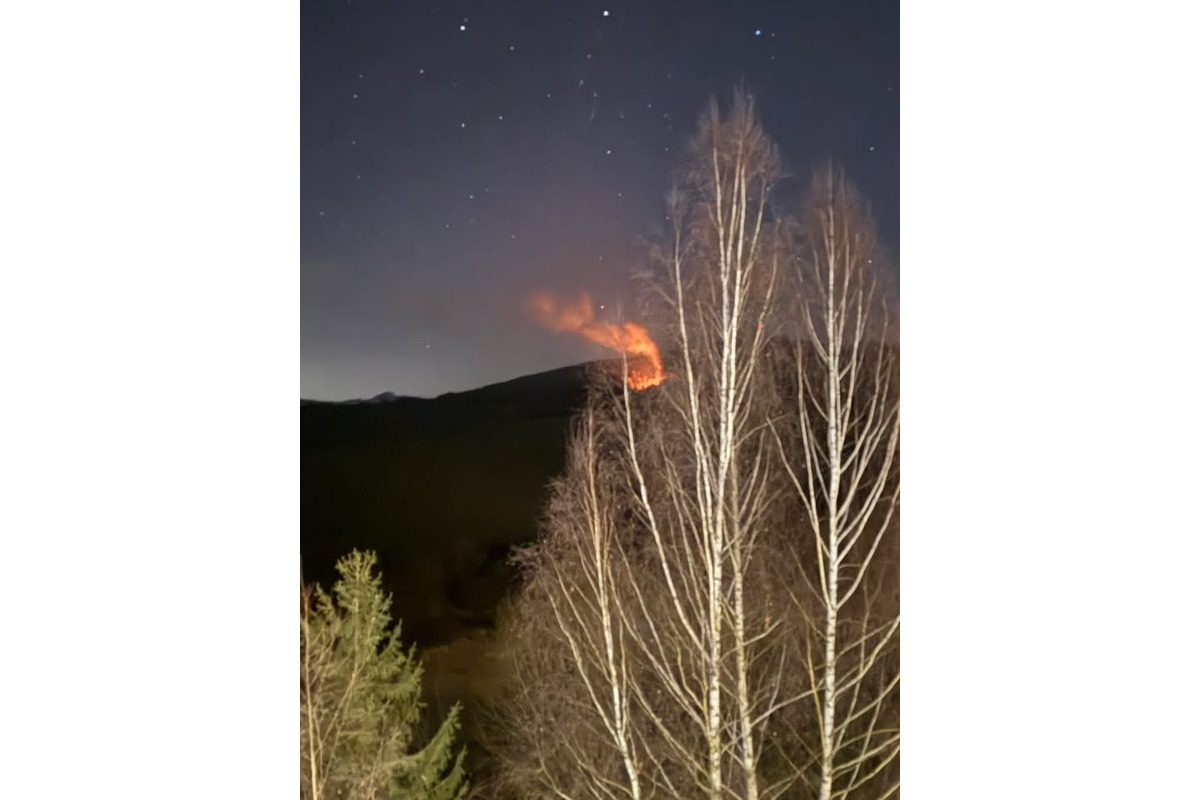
{"left": 301, "top": 0, "right": 898, "bottom": 401}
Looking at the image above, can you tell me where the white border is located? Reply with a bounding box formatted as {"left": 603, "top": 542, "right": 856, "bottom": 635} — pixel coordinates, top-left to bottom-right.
{"left": 905, "top": 1, "right": 1200, "bottom": 797}
{"left": 1, "top": 2, "right": 297, "bottom": 796}
{"left": 2, "top": 1, "right": 1199, "bottom": 796}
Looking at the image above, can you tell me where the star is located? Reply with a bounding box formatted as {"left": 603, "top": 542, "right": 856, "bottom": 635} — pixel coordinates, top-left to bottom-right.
{"left": 352, "top": 93, "right": 358, "bottom": 99}
{"left": 497, "top": 114, "right": 504, "bottom": 120}
{"left": 869, "top": 146, "right": 875, "bottom": 151}
{"left": 460, "top": 122, "right": 467, "bottom": 128}
{"left": 605, "top": 149, "right": 612, "bottom": 155}
{"left": 755, "top": 29, "right": 762, "bottom": 36}
{"left": 419, "top": 68, "right": 424, "bottom": 74}
{"left": 603, "top": 10, "right": 610, "bottom": 17}
{"left": 459, "top": 24, "right": 466, "bottom": 31}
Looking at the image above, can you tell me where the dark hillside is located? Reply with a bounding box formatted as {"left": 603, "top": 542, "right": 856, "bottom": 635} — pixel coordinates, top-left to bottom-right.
{"left": 301, "top": 362, "right": 591, "bottom": 645}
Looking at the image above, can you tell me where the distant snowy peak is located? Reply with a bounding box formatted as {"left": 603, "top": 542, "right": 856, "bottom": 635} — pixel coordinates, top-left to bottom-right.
{"left": 365, "top": 391, "right": 399, "bottom": 404}
{"left": 300, "top": 390, "right": 408, "bottom": 406}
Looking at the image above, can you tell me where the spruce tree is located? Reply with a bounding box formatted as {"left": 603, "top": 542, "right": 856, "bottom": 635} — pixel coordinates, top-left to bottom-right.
{"left": 301, "top": 550, "right": 467, "bottom": 800}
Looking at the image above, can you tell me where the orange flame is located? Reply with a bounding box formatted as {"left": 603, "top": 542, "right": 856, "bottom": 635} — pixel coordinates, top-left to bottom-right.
{"left": 528, "top": 291, "right": 666, "bottom": 390}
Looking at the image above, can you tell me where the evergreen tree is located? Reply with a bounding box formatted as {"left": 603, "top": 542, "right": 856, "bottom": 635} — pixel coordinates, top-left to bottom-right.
{"left": 301, "top": 550, "right": 467, "bottom": 800}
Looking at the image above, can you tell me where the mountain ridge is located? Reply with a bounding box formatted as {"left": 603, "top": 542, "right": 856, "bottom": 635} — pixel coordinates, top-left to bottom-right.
{"left": 300, "top": 360, "right": 597, "bottom": 407}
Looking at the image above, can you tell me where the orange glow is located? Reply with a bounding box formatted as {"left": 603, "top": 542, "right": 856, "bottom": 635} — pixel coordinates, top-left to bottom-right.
{"left": 528, "top": 291, "right": 666, "bottom": 390}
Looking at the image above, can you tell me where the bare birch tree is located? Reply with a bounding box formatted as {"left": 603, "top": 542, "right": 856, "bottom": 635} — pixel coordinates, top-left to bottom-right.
{"left": 480, "top": 404, "right": 651, "bottom": 800}
{"left": 771, "top": 166, "right": 901, "bottom": 800}
{"left": 484, "top": 97, "right": 900, "bottom": 800}
{"left": 484, "top": 90, "right": 818, "bottom": 800}
{"left": 611, "top": 88, "right": 792, "bottom": 800}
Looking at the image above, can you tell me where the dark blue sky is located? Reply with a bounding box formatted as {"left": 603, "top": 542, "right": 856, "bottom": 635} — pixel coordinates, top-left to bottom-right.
{"left": 302, "top": 0, "right": 898, "bottom": 400}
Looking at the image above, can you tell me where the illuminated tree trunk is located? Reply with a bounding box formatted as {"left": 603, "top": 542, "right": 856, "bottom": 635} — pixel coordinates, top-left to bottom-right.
{"left": 618, "top": 89, "right": 778, "bottom": 800}
{"left": 777, "top": 165, "right": 900, "bottom": 800}
{"left": 546, "top": 407, "right": 644, "bottom": 800}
